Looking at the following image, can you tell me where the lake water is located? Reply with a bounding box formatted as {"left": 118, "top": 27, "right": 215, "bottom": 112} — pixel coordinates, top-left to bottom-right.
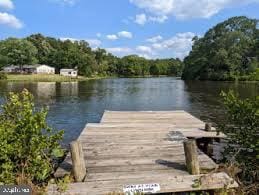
{"left": 0, "top": 77, "right": 258, "bottom": 145}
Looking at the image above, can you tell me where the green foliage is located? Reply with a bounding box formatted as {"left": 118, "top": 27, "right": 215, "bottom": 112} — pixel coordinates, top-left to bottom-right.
{"left": 0, "top": 54, "right": 9, "bottom": 70}
{"left": 0, "top": 38, "right": 38, "bottom": 68}
{"left": 0, "top": 34, "right": 183, "bottom": 78}
{"left": 116, "top": 55, "right": 184, "bottom": 77}
{"left": 0, "top": 89, "right": 64, "bottom": 185}
{"left": 56, "top": 175, "right": 71, "bottom": 192}
{"left": 238, "top": 68, "right": 259, "bottom": 81}
{"left": 220, "top": 91, "right": 259, "bottom": 184}
{"left": 26, "top": 34, "right": 55, "bottom": 64}
{"left": 182, "top": 16, "right": 259, "bottom": 80}
{"left": 0, "top": 72, "right": 7, "bottom": 80}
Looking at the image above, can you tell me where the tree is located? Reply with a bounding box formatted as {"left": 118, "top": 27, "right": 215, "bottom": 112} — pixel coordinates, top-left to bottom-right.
{"left": 220, "top": 91, "right": 258, "bottom": 192}
{"left": 118, "top": 55, "right": 145, "bottom": 76}
{"left": 0, "top": 38, "right": 38, "bottom": 70}
{"left": 27, "top": 34, "right": 55, "bottom": 64}
{"left": 0, "top": 54, "right": 9, "bottom": 70}
{"left": 0, "top": 89, "right": 64, "bottom": 184}
{"left": 150, "top": 64, "right": 160, "bottom": 75}
{"left": 182, "top": 16, "right": 259, "bottom": 80}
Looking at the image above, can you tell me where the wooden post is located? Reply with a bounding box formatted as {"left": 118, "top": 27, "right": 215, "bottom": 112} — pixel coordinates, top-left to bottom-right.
{"left": 70, "top": 140, "right": 86, "bottom": 182}
{"left": 205, "top": 123, "right": 212, "bottom": 131}
{"left": 183, "top": 139, "right": 200, "bottom": 175}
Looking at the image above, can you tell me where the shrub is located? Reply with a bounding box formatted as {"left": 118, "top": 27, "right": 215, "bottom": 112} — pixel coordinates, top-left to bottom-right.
{"left": 220, "top": 91, "right": 259, "bottom": 188}
{"left": 0, "top": 89, "right": 64, "bottom": 185}
{"left": 0, "top": 72, "right": 7, "bottom": 80}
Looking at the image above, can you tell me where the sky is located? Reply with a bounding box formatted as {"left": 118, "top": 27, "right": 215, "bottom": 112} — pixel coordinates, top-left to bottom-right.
{"left": 0, "top": 0, "right": 258, "bottom": 59}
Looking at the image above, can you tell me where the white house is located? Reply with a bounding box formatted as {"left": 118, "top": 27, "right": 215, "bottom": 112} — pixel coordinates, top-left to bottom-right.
{"left": 34, "top": 65, "right": 55, "bottom": 74}
{"left": 60, "top": 69, "right": 78, "bottom": 77}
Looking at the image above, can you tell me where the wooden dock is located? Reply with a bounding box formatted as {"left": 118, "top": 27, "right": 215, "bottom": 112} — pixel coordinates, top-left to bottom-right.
{"left": 49, "top": 111, "right": 237, "bottom": 194}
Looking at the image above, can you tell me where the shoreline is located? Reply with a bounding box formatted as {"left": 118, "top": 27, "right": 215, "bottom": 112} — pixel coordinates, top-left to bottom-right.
{"left": 1, "top": 74, "right": 258, "bottom": 83}
{"left": 2, "top": 74, "right": 181, "bottom": 82}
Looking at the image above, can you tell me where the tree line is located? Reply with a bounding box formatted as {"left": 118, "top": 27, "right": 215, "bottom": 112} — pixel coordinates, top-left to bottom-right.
{"left": 0, "top": 34, "right": 183, "bottom": 77}
{"left": 182, "top": 16, "right": 259, "bottom": 81}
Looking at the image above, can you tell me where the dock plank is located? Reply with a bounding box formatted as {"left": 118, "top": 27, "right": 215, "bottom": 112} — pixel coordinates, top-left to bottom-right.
{"left": 48, "top": 172, "right": 238, "bottom": 194}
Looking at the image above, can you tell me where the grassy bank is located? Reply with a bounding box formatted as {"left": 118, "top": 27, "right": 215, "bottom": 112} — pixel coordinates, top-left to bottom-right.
{"left": 3, "top": 74, "right": 175, "bottom": 82}
{"left": 5, "top": 74, "right": 95, "bottom": 82}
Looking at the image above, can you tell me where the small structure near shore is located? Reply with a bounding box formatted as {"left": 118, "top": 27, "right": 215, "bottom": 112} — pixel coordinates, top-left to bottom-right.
{"left": 49, "top": 110, "right": 238, "bottom": 194}
{"left": 60, "top": 69, "right": 78, "bottom": 78}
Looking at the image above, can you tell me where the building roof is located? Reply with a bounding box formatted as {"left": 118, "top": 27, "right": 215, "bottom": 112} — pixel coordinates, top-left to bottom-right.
{"left": 3, "top": 65, "right": 19, "bottom": 69}
{"left": 23, "top": 64, "right": 54, "bottom": 69}
{"left": 60, "top": 69, "right": 77, "bottom": 72}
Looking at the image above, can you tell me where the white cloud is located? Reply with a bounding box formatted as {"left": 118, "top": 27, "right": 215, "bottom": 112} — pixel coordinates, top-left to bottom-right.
{"left": 106, "top": 31, "right": 133, "bottom": 40}
{"left": 134, "top": 13, "right": 168, "bottom": 25}
{"left": 60, "top": 37, "right": 78, "bottom": 42}
{"left": 0, "top": 0, "right": 14, "bottom": 10}
{"left": 149, "top": 15, "right": 168, "bottom": 23}
{"left": 136, "top": 45, "right": 153, "bottom": 54}
{"left": 105, "top": 45, "right": 154, "bottom": 58}
{"left": 118, "top": 31, "right": 133, "bottom": 39}
{"left": 96, "top": 33, "right": 102, "bottom": 38}
{"left": 139, "top": 53, "right": 152, "bottom": 59}
{"left": 106, "top": 47, "right": 133, "bottom": 56}
{"left": 152, "top": 43, "right": 164, "bottom": 50}
{"left": 85, "top": 39, "right": 101, "bottom": 48}
{"left": 106, "top": 32, "right": 195, "bottom": 59}
{"left": 133, "top": 13, "right": 168, "bottom": 25}
{"left": 134, "top": 13, "right": 147, "bottom": 25}
{"left": 0, "top": 12, "right": 23, "bottom": 29}
{"left": 146, "top": 35, "right": 163, "bottom": 43}
{"left": 130, "top": 0, "right": 259, "bottom": 20}
{"left": 151, "top": 32, "right": 196, "bottom": 59}
{"left": 130, "top": 0, "right": 174, "bottom": 16}
{"left": 106, "top": 34, "right": 118, "bottom": 40}
{"left": 106, "top": 46, "right": 153, "bottom": 59}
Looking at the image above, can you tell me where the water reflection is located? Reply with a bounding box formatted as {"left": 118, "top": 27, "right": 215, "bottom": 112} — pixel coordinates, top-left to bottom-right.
{"left": 59, "top": 82, "right": 78, "bottom": 96}
{"left": 0, "top": 78, "right": 258, "bottom": 145}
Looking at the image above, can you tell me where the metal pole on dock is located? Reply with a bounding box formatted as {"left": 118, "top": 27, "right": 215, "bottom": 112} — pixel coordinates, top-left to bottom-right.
{"left": 70, "top": 140, "right": 86, "bottom": 182}
{"left": 183, "top": 139, "right": 200, "bottom": 175}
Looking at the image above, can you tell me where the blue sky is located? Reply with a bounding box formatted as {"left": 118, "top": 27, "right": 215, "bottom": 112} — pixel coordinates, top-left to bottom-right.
{"left": 0, "top": 0, "right": 258, "bottom": 59}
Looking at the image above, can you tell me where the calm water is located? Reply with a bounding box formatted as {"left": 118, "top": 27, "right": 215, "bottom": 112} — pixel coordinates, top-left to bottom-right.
{"left": 0, "top": 77, "right": 258, "bottom": 145}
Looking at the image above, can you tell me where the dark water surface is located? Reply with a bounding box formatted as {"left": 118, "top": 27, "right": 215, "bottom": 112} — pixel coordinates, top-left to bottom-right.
{"left": 0, "top": 77, "right": 258, "bottom": 145}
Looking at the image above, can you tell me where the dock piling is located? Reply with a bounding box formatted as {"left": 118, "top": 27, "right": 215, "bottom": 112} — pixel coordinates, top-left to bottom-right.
{"left": 205, "top": 123, "right": 212, "bottom": 131}
{"left": 70, "top": 140, "right": 86, "bottom": 182}
{"left": 184, "top": 139, "right": 200, "bottom": 175}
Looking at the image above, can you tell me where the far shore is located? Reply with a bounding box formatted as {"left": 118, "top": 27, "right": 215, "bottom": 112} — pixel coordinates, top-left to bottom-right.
{"left": 2, "top": 74, "right": 181, "bottom": 82}
{"left": 1, "top": 74, "right": 258, "bottom": 82}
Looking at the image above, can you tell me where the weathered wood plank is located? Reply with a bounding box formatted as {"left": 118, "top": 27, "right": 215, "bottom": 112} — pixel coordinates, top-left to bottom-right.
{"left": 48, "top": 172, "right": 238, "bottom": 195}
{"left": 79, "top": 130, "right": 224, "bottom": 138}
{"left": 84, "top": 124, "right": 214, "bottom": 130}
{"left": 55, "top": 150, "right": 217, "bottom": 177}
{"left": 85, "top": 170, "right": 189, "bottom": 181}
